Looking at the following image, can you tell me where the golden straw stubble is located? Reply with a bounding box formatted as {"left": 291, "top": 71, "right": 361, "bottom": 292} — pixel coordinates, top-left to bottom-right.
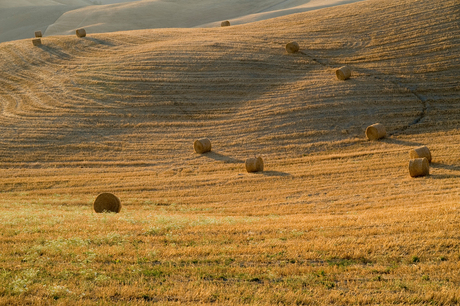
{"left": 285, "top": 41, "right": 300, "bottom": 53}
{"left": 245, "top": 156, "right": 264, "bottom": 173}
{"left": 194, "top": 138, "right": 212, "bottom": 154}
{"left": 409, "top": 146, "right": 432, "bottom": 163}
{"left": 76, "top": 28, "right": 87, "bottom": 38}
{"left": 365, "top": 123, "right": 386, "bottom": 140}
{"left": 93, "top": 193, "right": 122, "bottom": 213}
{"left": 409, "top": 158, "right": 429, "bottom": 177}
{"left": 336, "top": 66, "right": 351, "bottom": 80}
{"left": 32, "top": 38, "right": 42, "bottom": 47}
{"left": 221, "top": 21, "right": 231, "bottom": 27}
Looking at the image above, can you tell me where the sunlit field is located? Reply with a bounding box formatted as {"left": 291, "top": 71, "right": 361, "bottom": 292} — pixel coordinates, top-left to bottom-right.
{"left": 1, "top": 0, "right": 459, "bottom": 304}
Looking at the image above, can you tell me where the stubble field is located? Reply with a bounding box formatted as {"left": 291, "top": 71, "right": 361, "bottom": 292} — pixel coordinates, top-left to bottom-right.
{"left": 1, "top": 0, "right": 459, "bottom": 304}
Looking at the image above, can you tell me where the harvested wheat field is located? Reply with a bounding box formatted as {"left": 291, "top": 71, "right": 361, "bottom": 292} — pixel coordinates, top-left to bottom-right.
{"left": 1, "top": 0, "right": 460, "bottom": 304}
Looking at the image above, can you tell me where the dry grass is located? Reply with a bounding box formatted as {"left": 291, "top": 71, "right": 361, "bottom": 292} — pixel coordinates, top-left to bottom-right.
{"left": 0, "top": 0, "right": 460, "bottom": 304}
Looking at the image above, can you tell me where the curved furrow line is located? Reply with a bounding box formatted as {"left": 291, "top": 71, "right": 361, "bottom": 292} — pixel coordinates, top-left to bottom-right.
{"left": 0, "top": 79, "right": 68, "bottom": 118}
{"left": 297, "top": 50, "right": 426, "bottom": 137}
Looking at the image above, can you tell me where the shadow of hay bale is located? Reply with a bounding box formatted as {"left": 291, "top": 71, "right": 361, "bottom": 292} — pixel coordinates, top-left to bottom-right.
{"left": 199, "top": 151, "right": 243, "bottom": 164}
{"left": 85, "top": 37, "right": 115, "bottom": 46}
{"left": 430, "top": 163, "right": 460, "bottom": 172}
{"left": 259, "top": 170, "right": 291, "bottom": 177}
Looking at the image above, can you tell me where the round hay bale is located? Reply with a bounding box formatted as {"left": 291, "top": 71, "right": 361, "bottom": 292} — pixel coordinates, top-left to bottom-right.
{"left": 409, "top": 158, "right": 429, "bottom": 177}
{"left": 221, "top": 21, "right": 230, "bottom": 27}
{"left": 32, "top": 38, "right": 42, "bottom": 47}
{"left": 409, "top": 146, "right": 432, "bottom": 163}
{"left": 194, "top": 138, "right": 212, "bottom": 154}
{"left": 245, "top": 156, "right": 264, "bottom": 173}
{"left": 35, "top": 31, "right": 42, "bottom": 38}
{"left": 336, "top": 66, "right": 351, "bottom": 80}
{"left": 93, "top": 193, "right": 122, "bottom": 213}
{"left": 285, "top": 41, "right": 300, "bottom": 53}
{"left": 365, "top": 123, "right": 386, "bottom": 141}
{"left": 76, "top": 28, "right": 86, "bottom": 38}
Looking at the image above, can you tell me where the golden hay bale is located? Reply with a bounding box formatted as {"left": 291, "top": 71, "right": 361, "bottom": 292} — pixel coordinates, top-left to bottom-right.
{"left": 221, "top": 21, "right": 231, "bottom": 27}
{"left": 35, "top": 31, "right": 42, "bottom": 38}
{"left": 76, "top": 28, "right": 86, "bottom": 38}
{"left": 245, "top": 156, "right": 264, "bottom": 173}
{"left": 409, "top": 158, "right": 429, "bottom": 177}
{"left": 336, "top": 66, "right": 351, "bottom": 80}
{"left": 93, "top": 193, "right": 122, "bottom": 213}
{"left": 32, "top": 38, "right": 42, "bottom": 47}
{"left": 194, "top": 138, "right": 212, "bottom": 154}
{"left": 409, "top": 146, "right": 432, "bottom": 163}
{"left": 365, "top": 123, "right": 386, "bottom": 141}
{"left": 285, "top": 41, "right": 300, "bottom": 53}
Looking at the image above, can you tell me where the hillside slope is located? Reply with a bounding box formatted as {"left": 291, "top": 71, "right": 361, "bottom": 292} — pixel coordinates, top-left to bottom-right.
{"left": 1, "top": 0, "right": 458, "bottom": 159}
{"left": 45, "top": 0, "right": 366, "bottom": 35}
{"left": 0, "top": 0, "right": 457, "bottom": 220}
{"left": 0, "top": 0, "right": 459, "bottom": 198}
{"left": 0, "top": 0, "right": 364, "bottom": 43}
{"left": 1, "top": 0, "right": 460, "bottom": 303}
{"left": 0, "top": 0, "right": 458, "bottom": 207}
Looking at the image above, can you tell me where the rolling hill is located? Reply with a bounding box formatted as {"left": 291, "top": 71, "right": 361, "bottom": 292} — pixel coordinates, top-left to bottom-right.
{"left": 0, "top": 0, "right": 459, "bottom": 303}
{"left": 0, "top": 0, "right": 365, "bottom": 43}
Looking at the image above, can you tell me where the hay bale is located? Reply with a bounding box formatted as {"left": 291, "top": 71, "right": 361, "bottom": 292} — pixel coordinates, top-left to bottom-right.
{"left": 245, "top": 156, "right": 264, "bottom": 173}
{"left": 94, "top": 193, "right": 122, "bottom": 213}
{"left": 221, "top": 21, "right": 231, "bottom": 27}
{"left": 35, "top": 31, "right": 42, "bottom": 38}
{"left": 409, "top": 146, "right": 432, "bottom": 163}
{"left": 32, "top": 38, "right": 42, "bottom": 47}
{"left": 336, "top": 66, "right": 351, "bottom": 80}
{"left": 194, "top": 138, "right": 212, "bottom": 154}
{"left": 365, "top": 123, "right": 386, "bottom": 141}
{"left": 409, "top": 158, "right": 429, "bottom": 177}
{"left": 285, "top": 41, "right": 300, "bottom": 53}
{"left": 76, "top": 28, "right": 86, "bottom": 38}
